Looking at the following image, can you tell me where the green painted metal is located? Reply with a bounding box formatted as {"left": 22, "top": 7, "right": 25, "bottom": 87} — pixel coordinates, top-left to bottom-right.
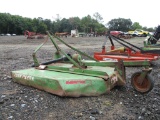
{"left": 142, "top": 35, "right": 160, "bottom": 53}
{"left": 32, "top": 37, "right": 48, "bottom": 67}
{"left": 141, "top": 46, "right": 160, "bottom": 54}
{"left": 47, "top": 31, "right": 98, "bottom": 62}
{"left": 11, "top": 63, "right": 125, "bottom": 97}
{"left": 45, "top": 63, "right": 118, "bottom": 78}
{"left": 143, "top": 34, "right": 160, "bottom": 47}
{"left": 11, "top": 31, "right": 154, "bottom": 97}
{"left": 142, "top": 46, "right": 160, "bottom": 50}
{"left": 82, "top": 60, "right": 151, "bottom": 67}
{"left": 11, "top": 33, "right": 126, "bottom": 97}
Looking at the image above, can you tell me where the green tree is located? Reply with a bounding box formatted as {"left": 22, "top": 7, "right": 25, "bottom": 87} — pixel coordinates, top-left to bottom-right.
{"left": 37, "top": 22, "right": 47, "bottom": 33}
{"left": 0, "top": 13, "right": 12, "bottom": 33}
{"left": 0, "top": 13, "right": 7, "bottom": 33}
{"left": 24, "top": 17, "right": 35, "bottom": 32}
{"left": 53, "top": 20, "right": 61, "bottom": 32}
{"left": 147, "top": 27, "right": 154, "bottom": 32}
{"left": 81, "top": 15, "right": 92, "bottom": 33}
{"left": 10, "top": 15, "right": 25, "bottom": 34}
{"left": 43, "top": 19, "right": 52, "bottom": 31}
{"left": 142, "top": 26, "right": 154, "bottom": 32}
{"left": 132, "top": 22, "right": 142, "bottom": 30}
{"left": 60, "top": 18, "right": 71, "bottom": 32}
{"left": 0, "top": 12, "right": 112, "bottom": 35}
{"left": 107, "top": 18, "right": 132, "bottom": 31}
{"left": 69, "top": 17, "right": 81, "bottom": 30}
{"left": 93, "top": 12, "right": 103, "bottom": 23}
{"left": 92, "top": 20, "right": 106, "bottom": 33}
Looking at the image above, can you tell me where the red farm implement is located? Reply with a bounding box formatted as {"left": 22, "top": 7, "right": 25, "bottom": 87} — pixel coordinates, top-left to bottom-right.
{"left": 94, "top": 34, "right": 159, "bottom": 62}
{"left": 24, "top": 30, "right": 45, "bottom": 39}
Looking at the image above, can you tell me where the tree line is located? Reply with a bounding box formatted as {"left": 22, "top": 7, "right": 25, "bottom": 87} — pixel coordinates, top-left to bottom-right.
{"left": 107, "top": 18, "right": 155, "bottom": 32}
{"left": 0, "top": 12, "right": 106, "bottom": 35}
{"left": 0, "top": 12, "right": 155, "bottom": 35}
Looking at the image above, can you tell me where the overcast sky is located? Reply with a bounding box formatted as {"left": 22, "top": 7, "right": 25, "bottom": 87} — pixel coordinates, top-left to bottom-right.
{"left": 0, "top": 0, "right": 159, "bottom": 28}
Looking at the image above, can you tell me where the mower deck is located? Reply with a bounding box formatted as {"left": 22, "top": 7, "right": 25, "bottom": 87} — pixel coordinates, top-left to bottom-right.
{"left": 94, "top": 51, "right": 159, "bottom": 62}
{"left": 11, "top": 63, "right": 124, "bottom": 97}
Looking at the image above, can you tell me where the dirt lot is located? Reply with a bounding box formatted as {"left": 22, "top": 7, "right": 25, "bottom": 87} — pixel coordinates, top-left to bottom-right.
{"left": 0, "top": 35, "right": 160, "bottom": 120}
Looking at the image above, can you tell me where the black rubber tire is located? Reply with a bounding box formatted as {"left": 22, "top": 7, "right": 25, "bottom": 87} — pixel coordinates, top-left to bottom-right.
{"left": 143, "top": 33, "right": 147, "bottom": 37}
{"left": 132, "top": 34, "right": 137, "bottom": 37}
{"left": 131, "top": 72, "right": 154, "bottom": 93}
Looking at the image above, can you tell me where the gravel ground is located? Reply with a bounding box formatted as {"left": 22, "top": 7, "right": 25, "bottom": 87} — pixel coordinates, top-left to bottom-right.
{"left": 0, "top": 35, "right": 160, "bottom": 120}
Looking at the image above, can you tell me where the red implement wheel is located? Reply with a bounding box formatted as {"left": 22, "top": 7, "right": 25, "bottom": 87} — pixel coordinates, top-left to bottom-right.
{"left": 131, "top": 72, "right": 154, "bottom": 93}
